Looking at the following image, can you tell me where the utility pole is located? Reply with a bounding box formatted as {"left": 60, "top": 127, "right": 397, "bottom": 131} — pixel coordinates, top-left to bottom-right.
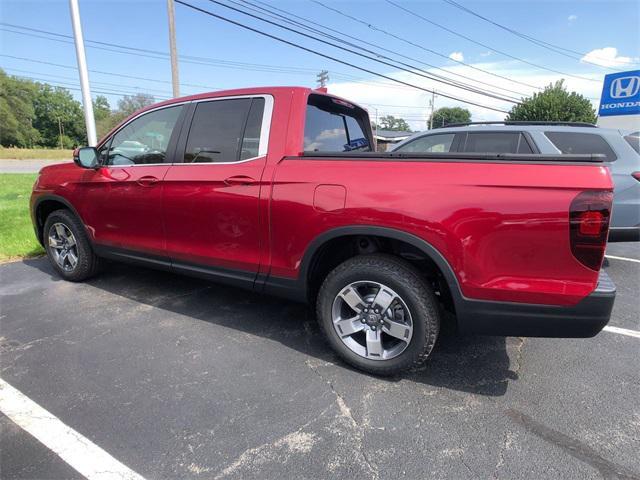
{"left": 69, "top": 0, "right": 97, "bottom": 146}
{"left": 374, "top": 107, "right": 378, "bottom": 151}
{"left": 58, "top": 118, "right": 64, "bottom": 150}
{"left": 428, "top": 90, "right": 436, "bottom": 130}
{"left": 167, "top": 0, "right": 180, "bottom": 97}
{"left": 316, "top": 70, "right": 329, "bottom": 88}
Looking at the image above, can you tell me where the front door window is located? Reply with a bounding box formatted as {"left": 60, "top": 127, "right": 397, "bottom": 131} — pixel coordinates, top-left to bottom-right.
{"left": 106, "top": 105, "right": 183, "bottom": 165}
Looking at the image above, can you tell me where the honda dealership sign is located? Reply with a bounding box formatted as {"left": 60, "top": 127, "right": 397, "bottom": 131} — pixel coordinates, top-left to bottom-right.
{"left": 599, "top": 70, "right": 640, "bottom": 117}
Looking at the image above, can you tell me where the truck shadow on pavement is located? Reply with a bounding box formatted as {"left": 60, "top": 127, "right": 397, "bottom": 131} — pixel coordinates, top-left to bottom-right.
{"left": 25, "top": 258, "right": 517, "bottom": 397}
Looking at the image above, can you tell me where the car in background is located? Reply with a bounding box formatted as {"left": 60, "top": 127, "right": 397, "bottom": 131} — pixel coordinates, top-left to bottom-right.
{"left": 391, "top": 122, "right": 640, "bottom": 241}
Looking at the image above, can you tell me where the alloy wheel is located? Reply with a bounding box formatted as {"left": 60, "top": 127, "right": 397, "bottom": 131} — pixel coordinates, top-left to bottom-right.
{"left": 48, "top": 223, "right": 79, "bottom": 272}
{"left": 331, "top": 281, "right": 413, "bottom": 360}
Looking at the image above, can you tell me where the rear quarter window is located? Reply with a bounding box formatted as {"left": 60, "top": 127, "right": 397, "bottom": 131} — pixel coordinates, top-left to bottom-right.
{"left": 624, "top": 135, "right": 640, "bottom": 154}
{"left": 303, "top": 94, "right": 372, "bottom": 152}
{"left": 545, "top": 131, "right": 617, "bottom": 161}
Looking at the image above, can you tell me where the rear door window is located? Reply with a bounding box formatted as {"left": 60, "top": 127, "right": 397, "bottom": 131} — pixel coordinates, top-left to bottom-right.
{"left": 462, "top": 132, "right": 531, "bottom": 154}
{"left": 544, "top": 132, "right": 617, "bottom": 161}
{"left": 184, "top": 98, "right": 265, "bottom": 163}
{"left": 395, "top": 134, "right": 455, "bottom": 153}
{"left": 304, "top": 94, "right": 372, "bottom": 152}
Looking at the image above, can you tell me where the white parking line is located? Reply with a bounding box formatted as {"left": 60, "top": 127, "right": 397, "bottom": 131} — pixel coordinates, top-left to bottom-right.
{"left": 0, "top": 378, "right": 146, "bottom": 480}
{"left": 603, "top": 326, "right": 640, "bottom": 339}
{"left": 605, "top": 254, "right": 640, "bottom": 264}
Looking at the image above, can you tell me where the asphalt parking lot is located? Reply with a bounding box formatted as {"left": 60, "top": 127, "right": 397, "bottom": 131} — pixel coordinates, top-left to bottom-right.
{"left": 1, "top": 243, "right": 638, "bottom": 479}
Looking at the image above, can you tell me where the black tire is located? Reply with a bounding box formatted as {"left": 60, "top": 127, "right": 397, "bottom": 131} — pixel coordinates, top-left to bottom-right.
{"left": 316, "top": 254, "right": 440, "bottom": 376}
{"left": 43, "top": 209, "right": 101, "bottom": 282}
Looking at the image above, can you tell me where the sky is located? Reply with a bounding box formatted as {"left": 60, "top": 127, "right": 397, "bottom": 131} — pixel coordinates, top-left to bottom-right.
{"left": 1, "top": 0, "right": 639, "bottom": 131}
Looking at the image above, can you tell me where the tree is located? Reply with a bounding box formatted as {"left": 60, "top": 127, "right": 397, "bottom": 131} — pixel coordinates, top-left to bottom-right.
{"left": 32, "top": 83, "right": 85, "bottom": 148}
{"left": 117, "top": 93, "right": 155, "bottom": 117}
{"left": 93, "top": 95, "right": 111, "bottom": 122}
{"left": 0, "top": 71, "right": 163, "bottom": 148}
{"left": 507, "top": 80, "right": 596, "bottom": 123}
{"left": 0, "top": 69, "right": 40, "bottom": 147}
{"left": 379, "top": 115, "right": 411, "bottom": 131}
{"left": 93, "top": 95, "right": 118, "bottom": 140}
{"left": 429, "top": 107, "right": 471, "bottom": 128}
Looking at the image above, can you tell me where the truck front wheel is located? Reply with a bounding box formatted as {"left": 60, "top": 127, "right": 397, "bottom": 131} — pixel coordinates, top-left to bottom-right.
{"left": 43, "top": 209, "right": 101, "bottom": 282}
{"left": 316, "top": 254, "right": 440, "bottom": 375}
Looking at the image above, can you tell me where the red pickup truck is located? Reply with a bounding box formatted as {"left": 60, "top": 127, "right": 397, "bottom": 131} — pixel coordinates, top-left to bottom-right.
{"left": 31, "top": 87, "right": 616, "bottom": 375}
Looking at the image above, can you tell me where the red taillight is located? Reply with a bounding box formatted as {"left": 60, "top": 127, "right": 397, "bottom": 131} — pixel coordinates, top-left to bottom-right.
{"left": 569, "top": 190, "right": 613, "bottom": 271}
{"left": 578, "top": 210, "right": 605, "bottom": 236}
{"left": 632, "top": 171, "right": 640, "bottom": 182}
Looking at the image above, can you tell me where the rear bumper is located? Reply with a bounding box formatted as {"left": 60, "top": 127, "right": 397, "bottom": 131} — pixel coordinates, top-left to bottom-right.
{"left": 608, "top": 227, "right": 640, "bottom": 242}
{"left": 457, "top": 270, "right": 616, "bottom": 337}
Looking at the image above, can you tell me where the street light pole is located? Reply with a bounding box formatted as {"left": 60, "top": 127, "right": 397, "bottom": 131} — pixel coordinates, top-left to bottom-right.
{"left": 167, "top": 0, "right": 180, "bottom": 97}
{"left": 69, "top": 0, "right": 97, "bottom": 146}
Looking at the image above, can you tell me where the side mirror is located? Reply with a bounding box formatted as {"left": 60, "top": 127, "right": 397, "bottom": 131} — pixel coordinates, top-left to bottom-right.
{"left": 73, "top": 147, "right": 99, "bottom": 169}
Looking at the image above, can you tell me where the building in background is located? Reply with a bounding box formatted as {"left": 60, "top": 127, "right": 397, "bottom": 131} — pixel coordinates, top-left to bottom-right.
{"left": 597, "top": 70, "right": 640, "bottom": 131}
{"left": 374, "top": 130, "right": 413, "bottom": 151}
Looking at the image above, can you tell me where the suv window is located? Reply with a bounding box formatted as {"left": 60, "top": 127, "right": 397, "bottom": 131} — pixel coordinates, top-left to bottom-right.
{"left": 545, "top": 132, "right": 617, "bottom": 161}
{"left": 395, "top": 133, "right": 454, "bottom": 153}
{"left": 463, "top": 132, "right": 532, "bottom": 154}
{"left": 184, "top": 98, "right": 265, "bottom": 163}
{"left": 624, "top": 135, "right": 639, "bottom": 154}
{"left": 106, "top": 105, "right": 183, "bottom": 165}
{"left": 304, "top": 94, "right": 371, "bottom": 152}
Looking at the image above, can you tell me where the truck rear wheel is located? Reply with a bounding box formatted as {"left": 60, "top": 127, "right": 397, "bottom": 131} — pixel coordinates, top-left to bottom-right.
{"left": 316, "top": 254, "right": 440, "bottom": 375}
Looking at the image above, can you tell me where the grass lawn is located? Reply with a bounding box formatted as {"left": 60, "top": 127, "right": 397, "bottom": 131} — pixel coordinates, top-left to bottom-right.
{"left": 0, "top": 174, "right": 44, "bottom": 261}
{"left": 0, "top": 147, "right": 73, "bottom": 160}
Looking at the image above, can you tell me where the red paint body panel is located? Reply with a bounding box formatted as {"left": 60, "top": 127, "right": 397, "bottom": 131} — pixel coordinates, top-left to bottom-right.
{"left": 162, "top": 160, "right": 266, "bottom": 272}
{"left": 31, "top": 86, "right": 613, "bottom": 311}
{"left": 268, "top": 159, "right": 610, "bottom": 306}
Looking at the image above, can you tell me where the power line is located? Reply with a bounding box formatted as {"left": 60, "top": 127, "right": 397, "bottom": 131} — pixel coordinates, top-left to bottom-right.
{"left": 1, "top": 23, "right": 520, "bottom": 99}
{"left": 203, "top": 0, "right": 519, "bottom": 104}
{"left": 0, "top": 50, "right": 417, "bottom": 95}
{"left": 0, "top": 24, "right": 325, "bottom": 75}
{"left": 7, "top": 72, "right": 171, "bottom": 100}
{"left": 174, "top": 0, "right": 509, "bottom": 113}
{"left": 0, "top": 54, "right": 222, "bottom": 90}
{"left": 442, "top": 0, "right": 640, "bottom": 69}
{"left": 233, "top": 0, "right": 528, "bottom": 99}
{"left": 386, "top": 0, "right": 605, "bottom": 80}
{"left": 2, "top": 64, "right": 465, "bottom": 115}
{"left": 3, "top": 67, "right": 176, "bottom": 96}
{"left": 310, "top": 0, "right": 544, "bottom": 91}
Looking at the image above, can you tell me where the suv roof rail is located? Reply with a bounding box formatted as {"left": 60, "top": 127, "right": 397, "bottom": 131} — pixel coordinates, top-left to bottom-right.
{"left": 437, "top": 121, "right": 598, "bottom": 129}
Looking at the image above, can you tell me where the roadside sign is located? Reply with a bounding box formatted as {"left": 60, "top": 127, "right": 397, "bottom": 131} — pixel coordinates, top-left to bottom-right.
{"left": 599, "top": 70, "right": 640, "bottom": 117}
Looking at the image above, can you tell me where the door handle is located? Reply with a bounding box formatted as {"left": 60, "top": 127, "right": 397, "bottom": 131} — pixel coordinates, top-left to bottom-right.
{"left": 137, "top": 175, "right": 160, "bottom": 187}
{"left": 224, "top": 175, "right": 256, "bottom": 186}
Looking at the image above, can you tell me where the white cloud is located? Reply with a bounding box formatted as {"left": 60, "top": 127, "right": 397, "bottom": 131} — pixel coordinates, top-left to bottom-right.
{"left": 327, "top": 60, "right": 603, "bottom": 131}
{"left": 448, "top": 51, "right": 464, "bottom": 62}
{"left": 580, "top": 47, "right": 638, "bottom": 68}
{"left": 480, "top": 51, "right": 493, "bottom": 58}
{"left": 567, "top": 14, "right": 577, "bottom": 24}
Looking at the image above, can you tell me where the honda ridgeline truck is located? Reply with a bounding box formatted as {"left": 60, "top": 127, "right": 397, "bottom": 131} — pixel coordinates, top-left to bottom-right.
{"left": 31, "top": 87, "right": 616, "bottom": 375}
